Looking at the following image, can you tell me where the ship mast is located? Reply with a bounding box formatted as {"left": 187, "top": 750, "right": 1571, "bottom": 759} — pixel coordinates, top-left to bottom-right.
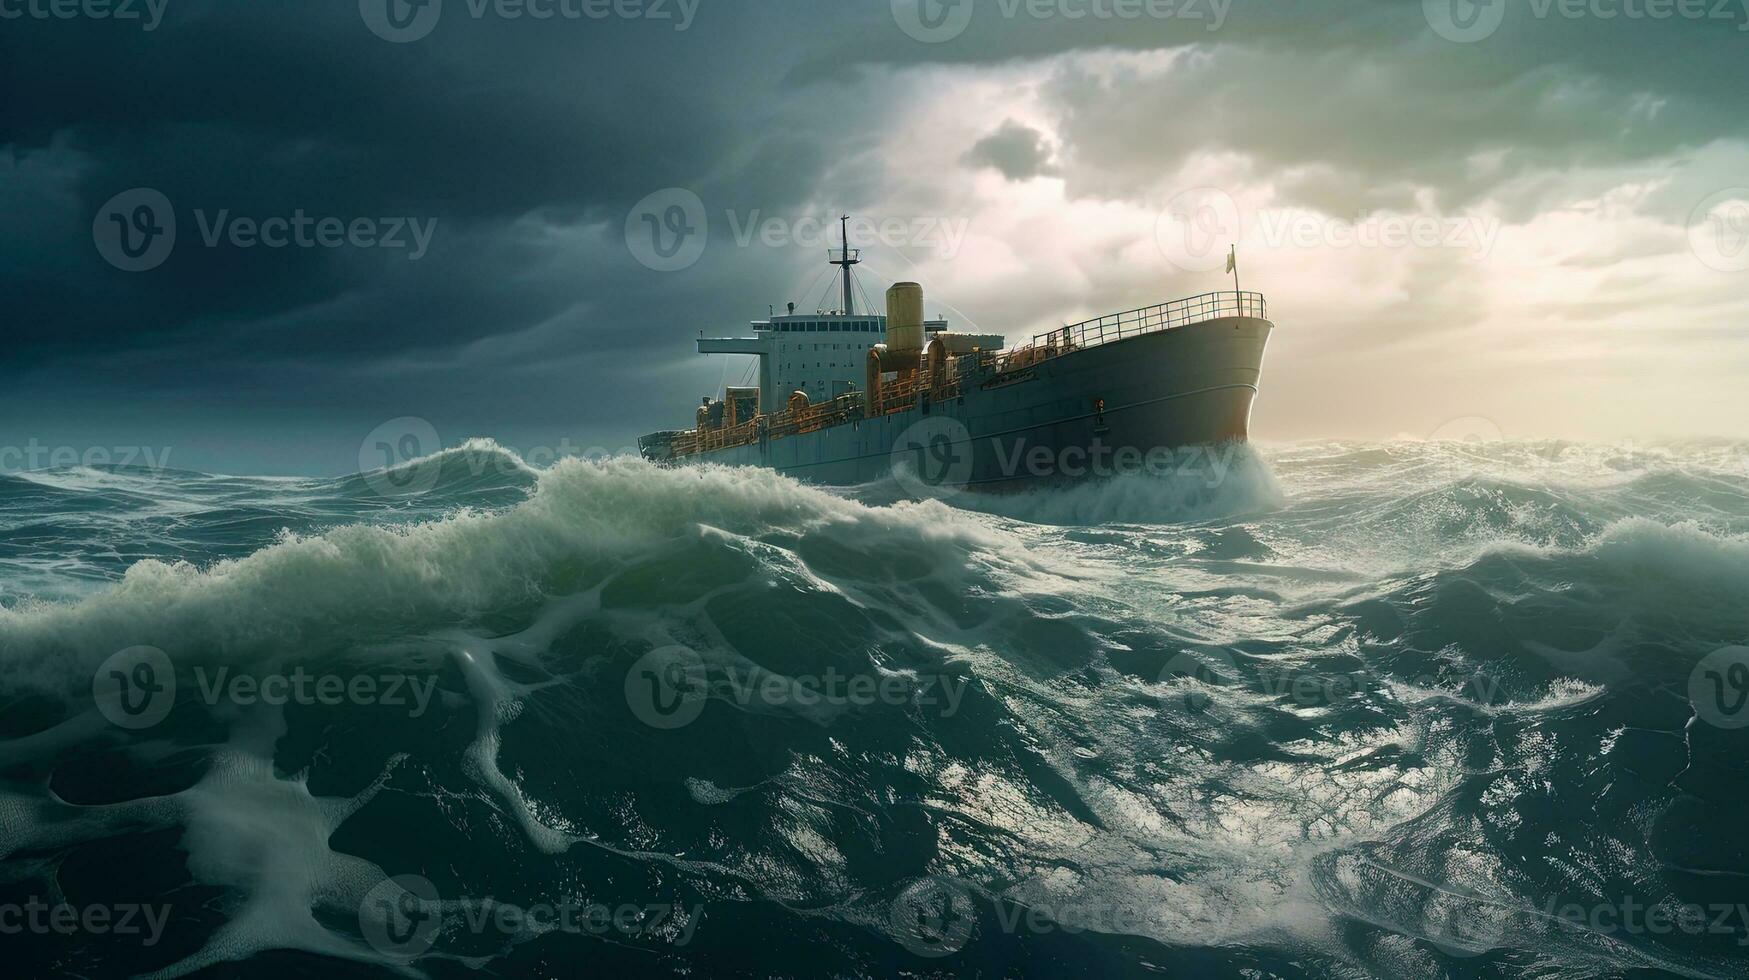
{"left": 830, "top": 214, "right": 860, "bottom": 316}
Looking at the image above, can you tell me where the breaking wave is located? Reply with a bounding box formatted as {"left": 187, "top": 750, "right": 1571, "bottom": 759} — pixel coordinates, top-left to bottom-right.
{"left": 2, "top": 439, "right": 1747, "bottom": 978}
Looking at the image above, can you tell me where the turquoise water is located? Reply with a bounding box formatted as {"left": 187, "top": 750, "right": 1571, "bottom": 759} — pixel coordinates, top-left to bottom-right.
{"left": 2, "top": 440, "right": 1747, "bottom": 978}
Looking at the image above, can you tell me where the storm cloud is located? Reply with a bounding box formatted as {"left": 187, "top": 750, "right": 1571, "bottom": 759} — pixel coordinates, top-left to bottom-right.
{"left": 3, "top": 0, "right": 1746, "bottom": 472}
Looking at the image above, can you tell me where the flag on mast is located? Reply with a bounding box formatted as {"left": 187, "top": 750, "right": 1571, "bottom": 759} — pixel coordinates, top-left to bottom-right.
{"left": 1226, "top": 244, "right": 1241, "bottom": 311}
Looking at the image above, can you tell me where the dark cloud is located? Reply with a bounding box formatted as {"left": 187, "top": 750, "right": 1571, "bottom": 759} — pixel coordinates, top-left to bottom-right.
{"left": 964, "top": 119, "right": 1056, "bottom": 180}
{"left": 2, "top": 0, "right": 1745, "bottom": 470}
{"left": 839, "top": 1, "right": 1748, "bottom": 216}
{"left": 1043, "top": 45, "right": 1719, "bottom": 218}
{"left": 0, "top": 1, "right": 881, "bottom": 469}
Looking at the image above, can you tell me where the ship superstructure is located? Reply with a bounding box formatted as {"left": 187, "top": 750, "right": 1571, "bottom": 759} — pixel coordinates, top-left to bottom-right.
{"left": 699, "top": 312, "right": 1002, "bottom": 411}
{"left": 640, "top": 218, "right": 1272, "bottom": 491}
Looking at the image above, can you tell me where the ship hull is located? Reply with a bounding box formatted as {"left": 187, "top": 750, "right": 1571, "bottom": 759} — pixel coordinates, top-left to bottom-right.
{"left": 681, "top": 315, "right": 1271, "bottom": 490}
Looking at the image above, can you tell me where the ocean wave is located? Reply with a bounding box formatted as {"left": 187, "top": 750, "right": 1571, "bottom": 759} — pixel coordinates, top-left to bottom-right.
{"left": 2, "top": 440, "right": 1747, "bottom": 978}
{"left": 0, "top": 456, "right": 1033, "bottom": 692}
{"left": 948, "top": 443, "right": 1285, "bottom": 527}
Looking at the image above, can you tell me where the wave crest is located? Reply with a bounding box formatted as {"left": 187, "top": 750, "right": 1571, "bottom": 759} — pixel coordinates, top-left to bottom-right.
{"left": 0, "top": 456, "right": 1021, "bottom": 694}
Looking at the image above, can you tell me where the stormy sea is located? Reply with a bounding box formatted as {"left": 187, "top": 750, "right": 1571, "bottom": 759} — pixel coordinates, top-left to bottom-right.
{"left": 2, "top": 439, "right": 1747, "bottom": 979}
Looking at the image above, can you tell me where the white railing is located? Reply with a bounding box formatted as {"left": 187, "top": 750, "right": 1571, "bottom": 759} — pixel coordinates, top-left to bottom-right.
{"left": 1029, "top": 290, "right": 1267, "bottom": 352}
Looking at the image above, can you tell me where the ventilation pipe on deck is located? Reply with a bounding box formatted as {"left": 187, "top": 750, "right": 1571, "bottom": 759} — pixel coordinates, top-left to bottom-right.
{"left": 885, "top": 282, "right": 925, "bottom": 352}
{"left": 866, "top": 282, "right": 927, "bottom": 410}
{"left": 925, "top": 337, "right": 948, "bottom": 390}
{"left": 864, "top": 345, "right": 886, "bottom": 406}
{"left": 925, "top": 333, "right": 985, "bottom": 389}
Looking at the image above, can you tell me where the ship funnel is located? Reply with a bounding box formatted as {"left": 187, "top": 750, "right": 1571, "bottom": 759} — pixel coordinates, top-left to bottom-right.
{"left": 885, "top": 282, "right": 925, "bottom": 353}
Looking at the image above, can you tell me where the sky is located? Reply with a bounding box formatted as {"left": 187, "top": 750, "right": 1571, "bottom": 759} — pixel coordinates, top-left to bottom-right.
{"left": 3, "top": 0, "right": 1747, "bottom": 475}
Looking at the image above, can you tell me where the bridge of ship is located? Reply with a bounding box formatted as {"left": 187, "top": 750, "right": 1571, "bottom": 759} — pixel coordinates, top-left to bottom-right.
{"left": 697, "top": 313, "right": 973, "bottom": 412}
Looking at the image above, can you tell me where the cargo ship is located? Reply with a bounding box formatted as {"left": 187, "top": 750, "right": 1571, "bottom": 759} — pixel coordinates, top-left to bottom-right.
{"left": 639, "top": 218, "right": 1273, "bottom": 492}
